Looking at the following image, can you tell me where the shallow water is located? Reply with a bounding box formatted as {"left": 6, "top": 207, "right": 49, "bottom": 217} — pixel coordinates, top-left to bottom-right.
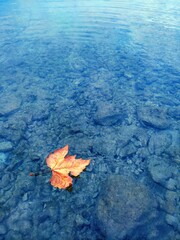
{"left": 0, "top": 0, "right": 180, "bottom": 239}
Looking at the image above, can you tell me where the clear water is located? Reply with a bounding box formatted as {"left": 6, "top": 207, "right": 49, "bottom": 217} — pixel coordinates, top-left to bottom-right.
{"left": 0, "top": 0, "right": 179, "bottom": 239}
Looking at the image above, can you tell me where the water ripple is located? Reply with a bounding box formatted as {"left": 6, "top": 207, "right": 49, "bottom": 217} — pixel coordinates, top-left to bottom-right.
{"left": 0, "top": 0, "right": 179, "bottom": 43}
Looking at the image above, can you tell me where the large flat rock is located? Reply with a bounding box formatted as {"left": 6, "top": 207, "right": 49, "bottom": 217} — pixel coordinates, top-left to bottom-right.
{"left": 96, "top": 175, "right": 157, "bottom": 240}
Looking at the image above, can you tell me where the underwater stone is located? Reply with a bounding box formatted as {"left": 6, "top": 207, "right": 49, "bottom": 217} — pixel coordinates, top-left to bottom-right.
{"left": 0, "top": 152, "right": 7, "bottom": 163}
{"left": 166, "top": 178, "right": 177, "bottom": 191}
{"left": 137, "top": 105, "right": 170, "bottom": 129}
{"left": 22, "top": 193, "right": 28, "bottom": 202}
{"left": 96, "top": 175, "right": 156, "bottom": 240}
{"left": 0, "top": 95, "right": 21, "bottom": 116}
{"left": 133, "top": 128, "right": 150, "bottom": 147}
{"left": 31, "top": 102, "right": 49, "bottom": 121}
{"left": 119, "top": 142, "right": 137, "bottom": 158}
{"left": 136, "top": 147, "right": 149, "bottom": 159}
{"left": 148, "top": 131, "right": 172, "bottom": 156}
{"left": 148, "top": 157, "right": 175, "bottom": 188}
{"left": 94, "top": 102, "right": 125, "bottom": 126}
{"left": 0, "top": 141, "right": 13, "bottom": 152}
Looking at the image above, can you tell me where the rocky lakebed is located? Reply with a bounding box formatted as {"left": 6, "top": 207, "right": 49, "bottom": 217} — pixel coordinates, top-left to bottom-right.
{"left": 0, "top": 1, "right": 180, "bottom": 238}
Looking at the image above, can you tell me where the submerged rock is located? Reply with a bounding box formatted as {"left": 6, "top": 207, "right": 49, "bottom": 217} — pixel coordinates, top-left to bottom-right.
{"left": 137, "top": 105, "right": 170, "bottom": 129}
{"left": 0, "top": 152, "right": 8, "bottom": 163}
{"left": 31, "top": 101, "right": 49, "bottom": 121}
{"left": 148, "top": 156, "right": 178, "bottom": 189}
{"left": 148, "top": 131, "right": 172, "bottom": 155}
{"left": 96, "top": 175, "right": 157, "bottom": 240}
{"left": 94, "top": 102, "right": 125, "bottom": 126}
{"left": 0, "top": 95, "right": 21, "bottom": 116}
{"left": 0, "top": 141, "right": 13, "bottom": 152}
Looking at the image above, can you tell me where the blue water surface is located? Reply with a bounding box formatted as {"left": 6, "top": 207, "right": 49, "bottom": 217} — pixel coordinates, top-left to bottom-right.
{"left": 0, "top": 0, "right": 179, "bottom": 239}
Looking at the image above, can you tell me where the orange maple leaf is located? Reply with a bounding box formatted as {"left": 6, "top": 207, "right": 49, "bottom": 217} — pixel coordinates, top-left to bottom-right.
{"left": 46, "top": 145, "right": 90, "bottom": 189}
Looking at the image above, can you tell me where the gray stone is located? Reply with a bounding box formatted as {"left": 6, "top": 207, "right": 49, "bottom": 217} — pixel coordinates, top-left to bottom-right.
{"left": 94, "top": 102, "right": 125, "bottom": 126}
{"left": 0, "top": 95, "right": 21, "bottom": 116}
{"left": 96, "top": 175, "right": 156, "bottom": 240}
{"left": 31, "top": 102, "right": 49, "bottom": 121}
{"left": 166, "top": 178, "right": 177, "bottom": 191}
{"left": 148, "top": 132, "right": 172, "bottom": 155}
{"left": 119, "top": 142, "right": 137, "bottom": 158}
{"left": 116, "top": 125, "right": 137, "bottom": 149}
{"left": 22, "top": 193, "right": 28, "bottom": 202}
{"left": 133, "top": 128, "right": 150, "bottom": 147}
{"left": 92, "top": 135, "right": 117, "bottom": 157}
{"left": 148, "top": 157, "right": 177, "bottom": 188}
{"left": 0, "top": 141, "right": 13, "bottom": 152}
{"left": 0, "top": 152, "right": 7, "bottom": 163}
{"left": 137, "top": 105, "right": 170, "bottom": 129}
{"left": 136, "top": 147, "right": 149, "bottom": 159}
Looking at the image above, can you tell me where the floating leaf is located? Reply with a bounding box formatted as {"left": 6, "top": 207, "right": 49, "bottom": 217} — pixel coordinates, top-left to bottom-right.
{"left": 46, "top": 145, "right": 90, "bottom": 189}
